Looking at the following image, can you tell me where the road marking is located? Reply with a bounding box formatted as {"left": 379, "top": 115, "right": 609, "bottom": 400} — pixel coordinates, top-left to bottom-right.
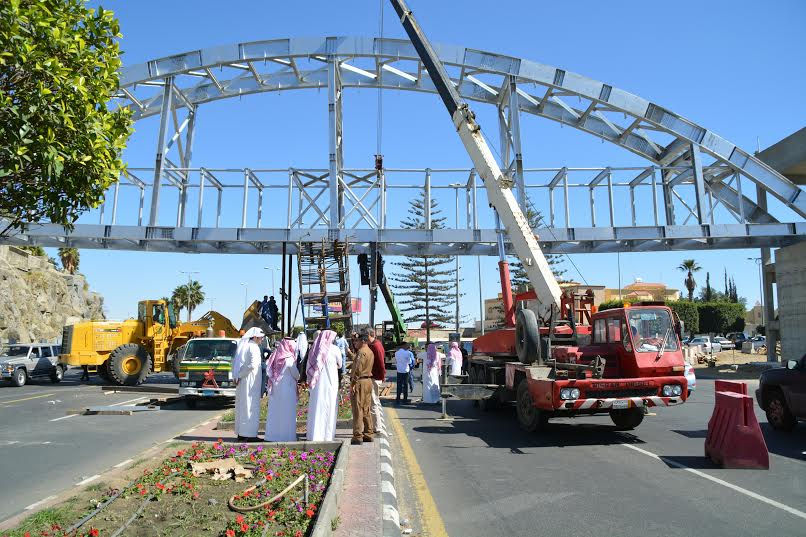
{"left": 24, "top": 495, "right": 56, "bottom": 510}
{"left": 621, "top": 443, "right": 806, "bottom": 521}
{"left": 75, "top": 474, "right": 100, "bottom": 486}
{"left": 0, "top": 393, "right": 56, "bottom": 406}
{"left": 114, "top": 458, "right": 134, "bottom": 468}
{"left": 50, "top": 414, "right": 77, "bottom": 422}
{"left": 387, "top": 407, "right": 449, "bottom": 537}
{"left": 109, "top": 396, "right": 147, "bottom": 407}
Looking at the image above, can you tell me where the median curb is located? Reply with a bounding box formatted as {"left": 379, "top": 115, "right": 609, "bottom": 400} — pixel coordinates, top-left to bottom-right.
{"left": 379, "top": 407, "right": 401, "bottom": 537}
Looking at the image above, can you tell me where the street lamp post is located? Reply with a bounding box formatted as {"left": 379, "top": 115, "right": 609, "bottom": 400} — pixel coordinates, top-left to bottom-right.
{"left": 240, "top": 282, "right": 248, "bottom": 312}
{"left": 747, "top": 257, "right": 764, "bottom": 326}
{"left": 264, "top": 266, "right": 280, "bottom": 296}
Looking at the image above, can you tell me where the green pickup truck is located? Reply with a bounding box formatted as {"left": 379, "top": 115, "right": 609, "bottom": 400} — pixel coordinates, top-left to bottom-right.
{"left": 176, "top": 337, "right": 238, "bottom": 408}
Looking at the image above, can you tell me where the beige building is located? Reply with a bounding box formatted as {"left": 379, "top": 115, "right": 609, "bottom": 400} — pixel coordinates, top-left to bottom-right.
{"left": 604, "top": 278, "right": 680, "bottom": 303}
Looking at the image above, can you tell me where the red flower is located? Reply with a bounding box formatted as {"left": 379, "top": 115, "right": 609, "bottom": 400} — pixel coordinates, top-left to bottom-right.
{"left": 295, "top": 532, "right": 303, "bottom": 537}
{"left": 139, "top": 488, "right": 148, "bottom": 496}
{"left": 235, "top": 514, "right": 244, "bottom": 524}
{"left": 193, "top": 491, "right": 200, "bottom": 499}
{"left": 225, "top": 530, "right": 235, "bottom": 537}
{"left": 176, "top": 450, "right": 185, "bottom": 457}
{"left": 24, "top": 533, "right": 31, "bottom": 537}
{"left": 89, "top": 529, "right": 99, "bottom": 537}
{"left": 156, "top": 483, "right": 165, "bottom": 490}
{"left": 240, "top": 523, "right": 249, "bottom": 532}
{"left": 305, "top": 509, "right": 315, "bottom": 518}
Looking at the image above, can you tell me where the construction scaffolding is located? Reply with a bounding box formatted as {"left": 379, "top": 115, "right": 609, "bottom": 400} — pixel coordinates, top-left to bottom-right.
{"left": 297, "top": 240, "right": 353, "bottom": 335}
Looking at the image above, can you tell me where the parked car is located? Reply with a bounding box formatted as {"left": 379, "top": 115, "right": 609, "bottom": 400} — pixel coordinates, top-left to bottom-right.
{"left": 727, "top": 332, "right": 749, "bottom": 345}
{"left": 755, "top": 354, "right": 806, "bottom": 431}
{"left": 0, "top": 343, "right": 64, "bottom": 387}
{"left": 686, "top": 337, "right": 722, "bottom": 353}
{"left": 684, "top": 363, "right": 697, "bottom": 397}
{"left": 714, "top": 337, "right": 734, "bottom": 350}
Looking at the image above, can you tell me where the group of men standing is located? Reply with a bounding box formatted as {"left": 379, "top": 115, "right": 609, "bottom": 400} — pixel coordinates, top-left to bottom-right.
{"left": 231, "top": 325, "right": 388, "bottom": 447}
{"left": 259, "top": 295, "right": 280, "bottom": 332}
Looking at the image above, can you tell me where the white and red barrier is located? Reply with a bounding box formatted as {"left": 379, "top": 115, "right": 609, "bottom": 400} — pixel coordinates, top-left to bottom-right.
{"left": 704, "top": 380, "right": 769, "bottom": 469}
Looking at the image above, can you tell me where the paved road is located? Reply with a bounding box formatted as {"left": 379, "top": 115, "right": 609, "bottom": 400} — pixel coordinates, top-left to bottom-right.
{"left": 388, "top": 378, "right": 806, "bottom": 537}
{"left": 0, "top": 369, "right": 225, "bottom": 522}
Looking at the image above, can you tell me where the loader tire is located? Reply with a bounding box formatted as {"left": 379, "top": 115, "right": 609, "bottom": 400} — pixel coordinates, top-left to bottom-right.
{"left": 515, "top": 309, "right": 540, "bottom": 365}
{"left": 97, "top": 361, "right": 112, "bottom": 383}
{"left": 108, "top": 344, "right": 151, "bottom": 386}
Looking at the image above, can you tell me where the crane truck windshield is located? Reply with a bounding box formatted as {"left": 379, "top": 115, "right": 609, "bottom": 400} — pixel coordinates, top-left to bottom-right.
{"left": 180, "top": 340, "right": 237, "bottom": 362}
{"left": 627, "top": 309, "right": 678, "bottom": 353}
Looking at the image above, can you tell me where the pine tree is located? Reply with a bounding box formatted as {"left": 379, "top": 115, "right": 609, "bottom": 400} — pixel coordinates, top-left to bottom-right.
{"left": 509, "top": 197, "right": 565, "bottom": 291}
{"left": 391, "top": 192, "right": 459, "bottom": 342}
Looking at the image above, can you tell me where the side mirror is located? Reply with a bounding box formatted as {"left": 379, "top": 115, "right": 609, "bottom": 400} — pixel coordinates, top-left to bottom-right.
{"left": 786, "top": 360, "right": 798, "bottom": 370}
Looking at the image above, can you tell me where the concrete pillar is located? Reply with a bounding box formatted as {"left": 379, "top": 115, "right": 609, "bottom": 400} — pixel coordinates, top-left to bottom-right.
{"left": 774, "top": 241, "right": 806, "bottom": 364}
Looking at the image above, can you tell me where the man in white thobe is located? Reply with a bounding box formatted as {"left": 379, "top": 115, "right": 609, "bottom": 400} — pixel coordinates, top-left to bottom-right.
{"left": 235, "top": 327, "right": 265, "bottom": 441}
{"left": 306, "top": 330, "right": 342, "bottom": 441}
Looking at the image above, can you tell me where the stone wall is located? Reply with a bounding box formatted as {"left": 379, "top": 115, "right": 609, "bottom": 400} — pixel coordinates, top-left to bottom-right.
{"left": 0, "top": 246, "right": 105, "bottom": 344}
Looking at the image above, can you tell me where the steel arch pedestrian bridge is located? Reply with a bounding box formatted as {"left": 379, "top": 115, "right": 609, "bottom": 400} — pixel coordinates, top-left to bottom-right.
{"left": 4, "top": 36, "right": 804, "bottom": 255}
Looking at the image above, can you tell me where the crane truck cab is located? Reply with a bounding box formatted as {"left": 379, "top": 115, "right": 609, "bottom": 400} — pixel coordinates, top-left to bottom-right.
{"left": 505, "top": 304, "right": 688, "bottom": 431}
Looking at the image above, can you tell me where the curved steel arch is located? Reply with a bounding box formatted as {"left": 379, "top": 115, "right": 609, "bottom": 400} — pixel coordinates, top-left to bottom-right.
{"left": 114, "top": 36, "right": 804, "bottom": 223}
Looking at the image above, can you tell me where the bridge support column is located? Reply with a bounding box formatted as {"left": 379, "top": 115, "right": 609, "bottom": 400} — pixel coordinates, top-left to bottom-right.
{"left": 498, "top": 76, "right": 526, "bottom": 207}
{"left": 756, "top": 186, "right": 778, "bottom": 362}
{"left": 690, "top": 143, "right": 708, "bottom": 224}
{"left": 149, "top": 76, "right": 174, "bottom": 226}
{"left": 327, "top": 47, "right": 344, "bottom": 228}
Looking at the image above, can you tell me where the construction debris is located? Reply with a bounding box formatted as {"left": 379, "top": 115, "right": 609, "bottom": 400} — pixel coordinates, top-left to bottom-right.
{"left": 190, "top": 459, "right": 253, "bottom": 483}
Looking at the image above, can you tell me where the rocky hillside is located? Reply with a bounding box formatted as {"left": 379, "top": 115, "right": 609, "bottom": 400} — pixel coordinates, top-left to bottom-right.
{"left": 0, "top": 246, "right": 105, "bottom": 344}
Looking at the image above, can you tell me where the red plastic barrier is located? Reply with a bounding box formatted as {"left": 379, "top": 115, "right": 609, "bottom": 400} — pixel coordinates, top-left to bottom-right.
{"left": 705, "top": 391, "right": 769, "bottom": 469}
{"left": 714, "top": 380, "right": 748, "bottom": 395}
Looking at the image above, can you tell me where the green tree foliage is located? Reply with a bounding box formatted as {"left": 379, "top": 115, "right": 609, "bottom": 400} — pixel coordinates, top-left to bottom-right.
{"left": 0, "top": 0, "right": 132, "bottom": 236}
{"left": 676, "top": 259, "right": 701, "bottom": 301}
{"left": 391, "top": 192, "right": 459, "bottom": 341}
{"left": 703, "top": 272, "right": 713, "bottom": 302}
{"left": 171, "top": 281, "right": 205, "bottom": 322}
{"left": 509, "top": 197, "right": 565, "bottom": 290}
{"left": 698, "top": 302, "right": 745, "bottom": 334}
{"left": 19, "top": 245, "right": 45, "bottom": 256}
{"left": 57, "top": 247, "right": 79, "bottom": 274}
{"left": 668, "top": 300, "right": 699, "bottom": 335}
{"left": 597, "top": 299, "right": 624, "bottom": 311}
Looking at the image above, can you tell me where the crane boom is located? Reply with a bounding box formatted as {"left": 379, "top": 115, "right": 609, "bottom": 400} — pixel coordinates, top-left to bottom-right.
{"left": 388, "top": 0, "right": 563, "bottom": 310}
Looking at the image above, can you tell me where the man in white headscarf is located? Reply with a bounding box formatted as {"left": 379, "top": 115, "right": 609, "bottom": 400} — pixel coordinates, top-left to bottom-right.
{"left": 234, "top": 327, "right": 265, "bottom": 441}
{"left": 264, "top": 337, "right": 299, "bottom": 442}
{"left": 306, "top": 330, "right": 342, "bottom": 441}
{"left": 422, "top": 343, "right": 443, "bottom": 404}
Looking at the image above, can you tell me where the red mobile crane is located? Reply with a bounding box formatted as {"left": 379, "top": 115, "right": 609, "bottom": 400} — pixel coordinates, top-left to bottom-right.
{"left": 389, "top": 0, "right": 688, "bottom": 430}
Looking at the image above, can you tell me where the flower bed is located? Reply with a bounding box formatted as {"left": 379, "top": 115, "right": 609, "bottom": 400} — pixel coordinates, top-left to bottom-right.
{"left": 220, "top": 385, "right": 351, "bottom": 426}
{"left": 2, "top": 442, "right": 338, "bottom": 537}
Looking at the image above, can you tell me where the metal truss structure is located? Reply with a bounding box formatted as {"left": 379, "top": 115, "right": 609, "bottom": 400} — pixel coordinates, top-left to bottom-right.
{"left": 4, "top": 36, "right": 804, "bottom": 255}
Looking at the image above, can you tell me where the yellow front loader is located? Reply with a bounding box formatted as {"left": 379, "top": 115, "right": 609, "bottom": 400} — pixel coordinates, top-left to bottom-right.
{"left": 60, "top": 299, "right": 240, "bottom": 385}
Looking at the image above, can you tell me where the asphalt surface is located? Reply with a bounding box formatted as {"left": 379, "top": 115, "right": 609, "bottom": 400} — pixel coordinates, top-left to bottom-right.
{"left": 0, "top": 369, "right": 224, "bottom": 523}
{"left": 389, "top": 377, "right": 806, "bottom": 537}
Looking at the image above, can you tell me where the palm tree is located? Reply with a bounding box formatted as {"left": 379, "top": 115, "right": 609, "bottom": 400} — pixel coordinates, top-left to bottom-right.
{"left": 58, "top": 247, "right": 80, "bottom": 274}
{"left": 184, "top": 280, "right": 205, "bottom": 321}
{"left": 677, "top": 259, "right": 701, "bottom": 301}
{"left": 171, "top": 285, "right": 189, "bottom": 320}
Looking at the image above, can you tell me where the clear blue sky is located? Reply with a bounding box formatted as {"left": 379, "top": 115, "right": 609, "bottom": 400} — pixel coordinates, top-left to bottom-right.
{"left": 66, "top": 0, "right": 805, "bottom": 325}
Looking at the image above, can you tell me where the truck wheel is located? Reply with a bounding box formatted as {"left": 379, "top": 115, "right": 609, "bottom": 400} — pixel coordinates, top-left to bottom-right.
{"left": 108, "top": 344, "right": 152, "bottom": 386}
{"left": 50, "top": 365, "right": 64, "bottom": 383}
{"left": 11, "top": 368, "right": 27, "bottom": 387}
{"left": 609, "top": 408, "right": 644, "bottom": 430}
{"left": 765, "top": 390, "right": 797, "bottom": 431}
{"left": 515, "top": 309, "right": 540, "bottom": 365}
{"left": 516, "top": 380, "right": 547, "bottom": 431}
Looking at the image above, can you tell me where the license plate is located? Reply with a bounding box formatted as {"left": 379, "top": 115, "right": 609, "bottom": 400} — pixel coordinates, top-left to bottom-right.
{"left": 202, "top": 389, "right": 215, "bottom": 397}
{"left": 612, "top": 399, "right": 629, "bottom": 409}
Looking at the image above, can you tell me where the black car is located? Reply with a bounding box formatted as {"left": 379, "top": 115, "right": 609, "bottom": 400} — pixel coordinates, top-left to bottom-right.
{"left": 755, "top": 354, "right": 806, "bottom": 431}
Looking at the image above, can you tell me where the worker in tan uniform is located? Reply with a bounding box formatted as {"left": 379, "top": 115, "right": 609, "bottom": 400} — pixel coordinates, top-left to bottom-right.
{"left": 350, "top": 334, "right": 375, "bottom": 445}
